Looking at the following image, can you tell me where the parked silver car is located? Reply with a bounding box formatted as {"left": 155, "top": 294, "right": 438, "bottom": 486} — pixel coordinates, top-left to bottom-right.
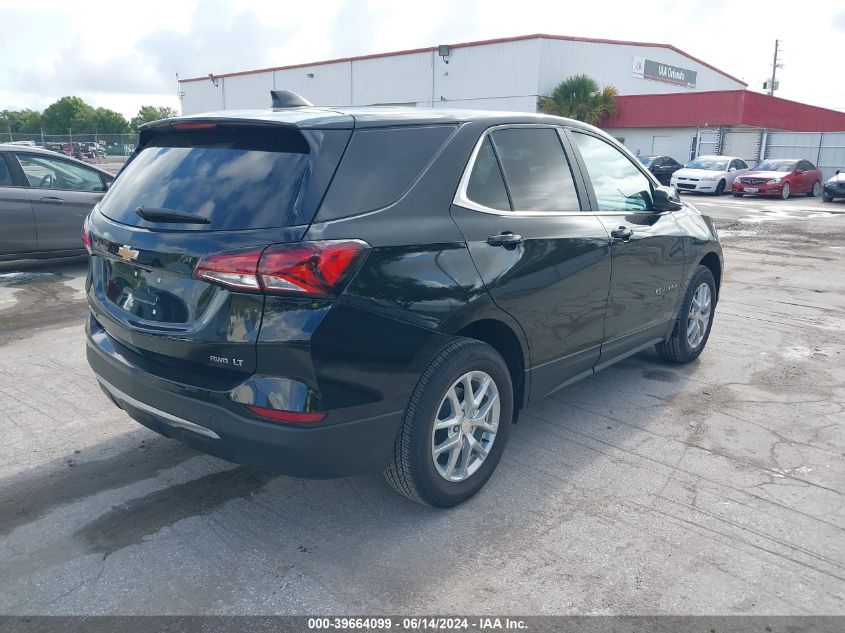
{"left": 0, "top": 144, "right": 114, "bottom": 260}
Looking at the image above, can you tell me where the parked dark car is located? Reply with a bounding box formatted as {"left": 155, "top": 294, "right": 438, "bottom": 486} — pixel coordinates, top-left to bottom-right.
{"left": 731, "top": 159, "right": 822, "bottom": 199}
{"left": 637, "top": 154, "right": 683, "bottom": 185}
{"left": 84, "top": 95, "right": 723, "bottom": 507}
{"left": 0, "top": 144, "right": 114, "bottom": 261}
{"left": 823, "top": 169, "right": 845, "bottom": 202}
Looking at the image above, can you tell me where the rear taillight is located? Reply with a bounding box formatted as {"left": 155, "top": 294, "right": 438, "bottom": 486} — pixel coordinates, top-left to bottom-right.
{"left": 82, "top": 216, "right": 93, "bottom": 254}
{"left": 194, "top": 240, "right": 369, "bottom": 297}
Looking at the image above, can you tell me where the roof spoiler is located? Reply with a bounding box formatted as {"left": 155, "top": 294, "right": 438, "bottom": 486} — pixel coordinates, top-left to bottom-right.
{"left": 271, "top": 90, "right": 313, "bottom": 108}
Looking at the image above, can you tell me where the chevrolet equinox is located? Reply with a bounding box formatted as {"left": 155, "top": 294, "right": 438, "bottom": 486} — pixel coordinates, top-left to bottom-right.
{"left": 85, "top": 92, "right": 722, "bottom": 507}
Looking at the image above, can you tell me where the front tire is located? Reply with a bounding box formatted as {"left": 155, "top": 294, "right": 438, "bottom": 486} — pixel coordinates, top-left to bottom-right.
{"left": 808, "top": 181, "right": 821, "bottom": 197}
{"left": 655, "top": 266, "right": 717, "bottom": 364}
{"left": 732, "top": 193, "right": 743, "bottom": 198}
{"left": 714, "top": 180, "right": 725, "bottom": 196}
{"left": 781, "top": 182, "right": 791, "bottom": 199}
{"left": 823, "top": 195, "right": 833, "bottom": 203}
{"left": 385, "top": 338, "right": 513, "bottom": 507}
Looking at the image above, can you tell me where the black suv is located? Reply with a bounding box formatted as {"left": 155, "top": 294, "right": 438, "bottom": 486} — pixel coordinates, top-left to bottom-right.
{"left": 85, "top": 95, "right": 722, "bottom": 507}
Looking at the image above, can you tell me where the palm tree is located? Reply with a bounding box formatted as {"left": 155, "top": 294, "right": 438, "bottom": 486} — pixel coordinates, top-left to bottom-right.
{"left": 538, "top": 74, "right": 618, "bottom": 125}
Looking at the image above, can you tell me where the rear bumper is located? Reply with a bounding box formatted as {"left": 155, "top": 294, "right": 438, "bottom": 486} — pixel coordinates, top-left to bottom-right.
{"left": 86, "top": 325, "right": 405, "bottom": 479}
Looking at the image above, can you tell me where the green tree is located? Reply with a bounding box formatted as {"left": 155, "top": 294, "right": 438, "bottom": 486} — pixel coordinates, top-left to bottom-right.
{"left": 0, "top": 109, "right": 43, "bottom": 135}
{"left": 538, "top": 74, "right": 618, "bottom": 125}
{"left": 90, "top": 107, "right": 130, "bottom": 134}
{"left": 41, "top": 96, "right": 94, "bottom": 134}
{"left": 130, "top": 105, "right": 179, "bottom": 131}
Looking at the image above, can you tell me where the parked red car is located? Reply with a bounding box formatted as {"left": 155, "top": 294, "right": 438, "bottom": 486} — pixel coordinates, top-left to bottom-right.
{"left": 732, "top": 159, "right": 823, "bottom": 199}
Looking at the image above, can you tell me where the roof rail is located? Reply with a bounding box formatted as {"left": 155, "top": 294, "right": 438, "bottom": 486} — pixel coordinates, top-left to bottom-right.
{"left": 270, "top": 90, "right": 313, "bottom": 108}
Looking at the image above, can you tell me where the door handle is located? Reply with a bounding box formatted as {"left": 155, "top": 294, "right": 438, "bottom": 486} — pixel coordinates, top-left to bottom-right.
{"left": 610, "top": 226, "right": 633, "bottom": 240}
{"left": 40, "top": 196, "right": 64, "bottom": 205}
{"left": 487, "top": 232, "right": 524, "bottom": 247}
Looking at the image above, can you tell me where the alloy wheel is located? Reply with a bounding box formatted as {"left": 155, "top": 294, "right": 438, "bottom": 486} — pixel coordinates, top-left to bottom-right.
{"left": 431, "top": 370, "right": 500, "bottom": 482}
{"left": 812, "top": 181, "right": 821, "bottom": 197}
{"left": 781, "top": 183, "right": 790, "bottom": 199}
{"left": 686, "top": 283, "right": 712, "bottom": 349}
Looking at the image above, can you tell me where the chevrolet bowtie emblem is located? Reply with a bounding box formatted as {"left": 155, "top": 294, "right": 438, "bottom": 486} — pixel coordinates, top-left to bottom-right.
{"left": 117, "top": 245, "right": 140, "bottom": 261}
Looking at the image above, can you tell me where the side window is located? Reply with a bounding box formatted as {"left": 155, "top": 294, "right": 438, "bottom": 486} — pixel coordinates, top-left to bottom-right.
{"left": 16, "top": 154, "right": 105, "bottom": 192}
{"left": 318, "top": 125, "right": 455, "bottom": 221}
{"left": 652, "top": 157, "right": 664, "bottom": 168}
{"left": 0, "top": 154, "right": 14, "bottom": 186}
{"left": 489, "top": 127, "right": 580, "bottom": 211}
{"left": 735, "top": 159, "right": 748, "bottom": 170}
{"left": 668, "top": 158, "right": 681, "bottom": 167}
{"left": 572, "top": 132, "right": 653, "bottom": 212}
{"left": 466, "top": 137, "right": 510, "bottom": 211}
{"left": 799, "top": 160, "right": 814, "bottom": 171}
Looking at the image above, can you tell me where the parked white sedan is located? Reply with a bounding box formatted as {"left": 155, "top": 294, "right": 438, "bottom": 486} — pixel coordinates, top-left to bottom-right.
{"left": 671, "top": 155, "right": 750, "bottom": 195}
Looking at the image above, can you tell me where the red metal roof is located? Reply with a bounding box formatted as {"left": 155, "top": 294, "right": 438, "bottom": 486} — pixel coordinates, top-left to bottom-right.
{"left": 602, "top": 90, "right": 845, "bottom": 132}
{"left": 180, "top": 33, "right": 745, "bottom": 87}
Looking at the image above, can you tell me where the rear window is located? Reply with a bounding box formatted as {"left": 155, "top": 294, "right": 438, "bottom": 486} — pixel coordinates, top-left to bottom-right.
{"left": 99, "top": 126, "right": 311, "bottom": 230}
{"left": 317, "top": 125, "right": 456, "bottom": 221}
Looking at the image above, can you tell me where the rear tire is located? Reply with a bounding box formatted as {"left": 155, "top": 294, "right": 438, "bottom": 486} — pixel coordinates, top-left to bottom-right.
{"left": 808, "top": 181, "right": 821, "bottom": 197}
{"left": 655, "top": 266, "right": 717, "bottom": 364}
{"left": 385, "top": 338, "right": 513, "bottom": 507}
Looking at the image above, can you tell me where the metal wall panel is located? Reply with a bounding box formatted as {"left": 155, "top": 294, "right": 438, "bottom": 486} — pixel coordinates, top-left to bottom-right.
{"left": 422, "top": 95, "right": 538, "bottom": 112}
{"left": 604, "top": 127, "right": 698, "bottom": 163}
{"left": 274, "top": 62, "right": 352, "bottom": 106}
{"left": 434, "top": 39, "right": 541, "bottom": 103}
{"left": 181, "top": 79, "right": 224, "bottom": 114}
{"left": 765, "top": 131, "right": 845, "bottom": 181}
{"left": 222, "top": 72, "right": 274, "bottom": 110}
{"left": 538, "top": 39, "right": 745, "bottom": 98}
{"left": 352, "top": 52, "right": 432, "bottom": 105}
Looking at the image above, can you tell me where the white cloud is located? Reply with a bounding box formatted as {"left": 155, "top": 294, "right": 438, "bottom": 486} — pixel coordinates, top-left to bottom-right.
{"left": 0, "top": 0, "right": 843, "bottom": 116}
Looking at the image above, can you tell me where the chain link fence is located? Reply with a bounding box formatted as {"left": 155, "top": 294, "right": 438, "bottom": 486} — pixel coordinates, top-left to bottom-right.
{"left": 2, "top": 132, "right": 140, "bottom": 156}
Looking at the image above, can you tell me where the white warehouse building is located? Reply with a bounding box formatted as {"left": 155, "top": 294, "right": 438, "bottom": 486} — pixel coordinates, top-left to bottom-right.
{"left": 178, "top": 33, "right": 845, "bottom": 177}
{"left": 179, "top": 33, "right": 747, "bottom": 115}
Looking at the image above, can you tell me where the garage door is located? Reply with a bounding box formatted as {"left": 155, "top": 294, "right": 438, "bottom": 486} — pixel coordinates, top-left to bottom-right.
{"left": 652, "top": 135, "right": 671, "bottom": 155}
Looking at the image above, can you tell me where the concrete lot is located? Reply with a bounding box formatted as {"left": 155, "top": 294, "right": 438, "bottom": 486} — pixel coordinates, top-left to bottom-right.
{"left": 0, "top": 195, "right": 843, "bottom": 615}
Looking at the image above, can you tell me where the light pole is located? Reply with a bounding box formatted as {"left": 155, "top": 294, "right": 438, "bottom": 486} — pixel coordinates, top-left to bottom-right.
{"left": 68, "top": 128, "right": 73, "bottom": 144}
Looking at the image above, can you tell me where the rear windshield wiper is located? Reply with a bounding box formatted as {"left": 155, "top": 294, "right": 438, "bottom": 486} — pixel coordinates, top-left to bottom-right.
{"left": 135, "top": 206, "right": 210, "bottom": 224}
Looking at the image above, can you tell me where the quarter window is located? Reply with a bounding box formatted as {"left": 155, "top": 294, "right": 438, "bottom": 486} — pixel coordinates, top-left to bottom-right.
{"left": 572, "top": 132, "right": 653, "bottom": 212}
{"left": 490, "top": 128, "right": 580, "bottom": 211}
{"left": 0, "top": 154, "right": 14, "bottom": 186}
{"left": 16, "top": 154, "right": 105, "bottom": 192}
{"left": 466, "top": 137, "right": 510, "bottom": 211}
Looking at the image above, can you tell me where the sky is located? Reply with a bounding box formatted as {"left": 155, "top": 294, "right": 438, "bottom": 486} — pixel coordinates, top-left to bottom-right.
{"left": 1, "top": 0, "right": 844, "bottom": 118}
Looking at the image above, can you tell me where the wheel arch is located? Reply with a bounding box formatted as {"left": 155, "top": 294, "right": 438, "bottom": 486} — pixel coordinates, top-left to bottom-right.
{"left": 454, "top": 318, "right": 528, "bottom": 415}
{"left": 699, "top": 251, "right": 722, "bottom": 297}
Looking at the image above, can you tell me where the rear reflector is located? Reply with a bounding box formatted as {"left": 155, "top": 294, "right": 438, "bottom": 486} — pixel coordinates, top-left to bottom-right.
{"left": 194, "top": 240, "right": 369, "bottom": 297}
{"left": 82, "top": 215, "right": 93, "bottom": 254}
{"left": 246, "top": 405, "right": 326, "bottom": 424}
{"left": 171, "top": 121, "right": 217, "bottom": 130}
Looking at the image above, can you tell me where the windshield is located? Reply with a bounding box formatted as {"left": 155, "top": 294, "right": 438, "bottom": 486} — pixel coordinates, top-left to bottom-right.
{"left": 685, "top": 158, "right": 728, "bottom": 171}
{"left": 753, "top": 160, "right": 797, "bottom": 172}
{"left": 637, "top": 156, "right": 654, "bottom": 166}
{"left": 100, "top": 126, "right": 311, "bottom": 231}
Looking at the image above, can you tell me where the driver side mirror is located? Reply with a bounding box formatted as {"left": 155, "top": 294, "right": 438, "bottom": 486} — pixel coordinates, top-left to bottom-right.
{"left": 729, "top": 167, "right": 736, "bottom": 172}
{"left": 653, "top": 185, "right": 683, "bottom": 211}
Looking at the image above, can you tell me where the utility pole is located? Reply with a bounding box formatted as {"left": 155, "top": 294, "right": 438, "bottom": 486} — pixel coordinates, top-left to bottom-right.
{"left": 767, "top": 39, "right": 781, "bottom": 96}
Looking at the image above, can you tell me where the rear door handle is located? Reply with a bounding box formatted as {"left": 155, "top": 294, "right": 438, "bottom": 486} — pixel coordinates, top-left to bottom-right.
{"left": 610, "top": 226, "right": 633, "bottom": 240}
{"left": 40, "top": 196, "right": 64, "bottom": 205}
{"left": 487, "top": 232, "right": 524, "bottom": 247}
